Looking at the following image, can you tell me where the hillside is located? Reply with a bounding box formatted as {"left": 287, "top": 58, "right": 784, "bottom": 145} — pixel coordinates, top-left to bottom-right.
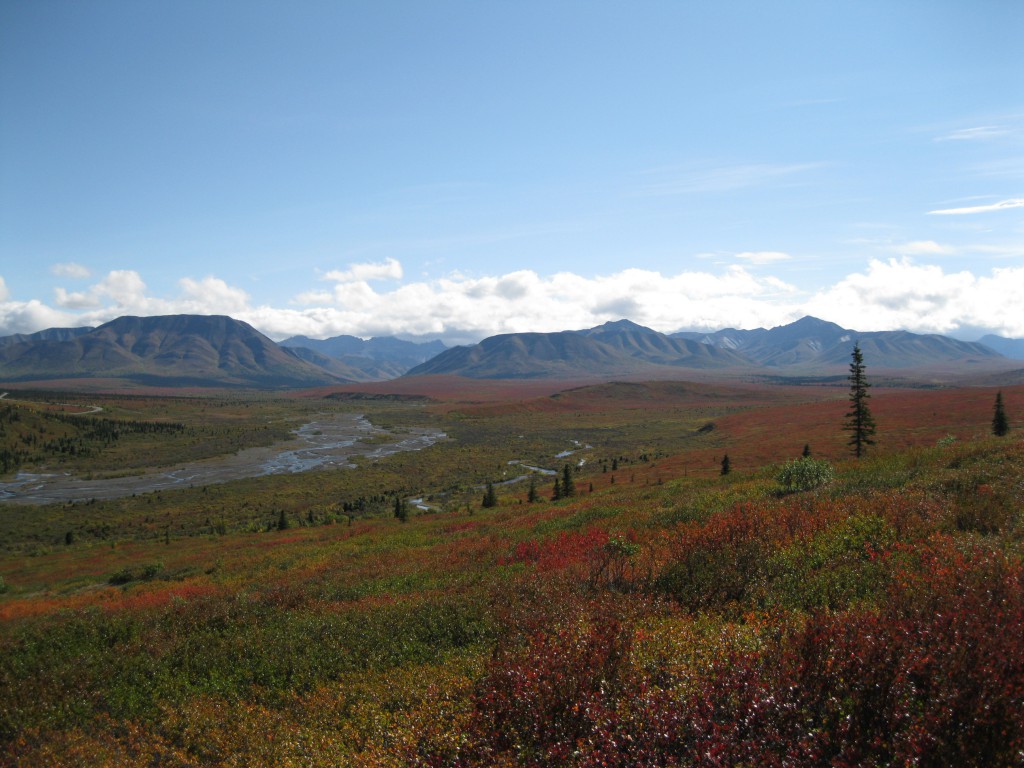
{"left": 2, "top": 314, "right": 1017, "bottom": 386}
{"left": 408, "top": 321, "right": 751, "bottom": 378}
{"left": 674, "top": 315, "right": 1004, "bottom": 369}
{"left": 0, "top": 315, "right": 344, "bottom": 388}
{"left": 409, "top": 316, "right": 1005, "bottom": 379}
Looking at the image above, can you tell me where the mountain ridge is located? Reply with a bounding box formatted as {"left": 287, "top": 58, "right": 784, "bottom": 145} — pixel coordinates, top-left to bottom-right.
{"left": 0, "top": 315, "right": 346, "bottom": 388}
{"left": 1, "top": 314, "right": 1019, "bottom": 387}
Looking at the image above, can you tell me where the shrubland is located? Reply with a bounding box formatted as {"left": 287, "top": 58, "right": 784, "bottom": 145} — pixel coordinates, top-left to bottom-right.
{"left": 0, "top": 381, "right": 1022, "bottom": 766}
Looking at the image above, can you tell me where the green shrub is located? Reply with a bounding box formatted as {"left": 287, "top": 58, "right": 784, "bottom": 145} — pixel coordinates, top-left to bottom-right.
{"left": 776, "top": 457, "right": 835, "bottom": 494}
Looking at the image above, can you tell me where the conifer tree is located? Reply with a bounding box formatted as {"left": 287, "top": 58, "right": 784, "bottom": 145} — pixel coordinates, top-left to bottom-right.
{"left": 993, "top": 391, "right": 1009, "bottom": 436}
{"left": 720, "top": 454, "right": 731, "bottom": 475}
{"left": 527, "top": 475, "right": 539, "bottom": 503}
{"left": 393, "top": 494, "right": 409, "bottom": 522}
{"left": 482, "top": 482, "right": 498, "bottom": 508}
{"left": 561, "top": 463, "right": 575, "bottom": 497}
{"left": 844, "top": 342, "right": 876, "bottom": 457}
{"left": 802, "top": 443, "right": 811, "bottom": 458}
{"left": 552, "top": 477, "right": 562, "bottom": 500}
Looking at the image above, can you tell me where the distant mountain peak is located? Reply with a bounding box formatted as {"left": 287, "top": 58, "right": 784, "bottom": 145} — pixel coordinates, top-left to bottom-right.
{"left": 590, "top": 319, "right": 654, "bottom": 333}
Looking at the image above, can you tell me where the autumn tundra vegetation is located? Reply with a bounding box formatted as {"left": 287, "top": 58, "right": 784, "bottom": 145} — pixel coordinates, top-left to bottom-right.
{"left": 0, "top": 371, "right": 1022, "bottom": 766}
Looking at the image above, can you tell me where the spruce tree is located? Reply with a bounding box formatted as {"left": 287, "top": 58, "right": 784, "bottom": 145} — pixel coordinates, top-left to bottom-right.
{"left": 552, "top": 477, "right": 562, "bottom": 500}
{"left": 393, "top": 494, "right": 408, "bottom": 522}
{"left": 993, "top": 391, "right": 1009, "bottom": 436}
{"left": 561, "top": 463, "right": 575, "bottom": 497}
{"left": 482, "top": 482, "right": 498, "bottom": 508}
{"left": 844, "top": 342, "right": 876, "bottom": 457}
{"left": 527, "top": 475, "right": 539, "bottom": 503}
{"left": 720, "top": 454, "right": 731, "bottom": 475}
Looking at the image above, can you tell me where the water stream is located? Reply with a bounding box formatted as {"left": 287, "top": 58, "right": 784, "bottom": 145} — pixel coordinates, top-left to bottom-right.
{"left": 0, "top": 413, "right": 447, "bottom": 505}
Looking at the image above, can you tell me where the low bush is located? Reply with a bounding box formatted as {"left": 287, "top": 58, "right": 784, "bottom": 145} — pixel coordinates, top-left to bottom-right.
{"left": 776, "top": 456, "right": 834, "bottom": 494}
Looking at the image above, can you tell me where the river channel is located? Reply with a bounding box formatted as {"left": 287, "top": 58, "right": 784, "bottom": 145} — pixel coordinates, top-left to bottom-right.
{"left": 0, "top": 413, "right": 447, "bottom": 505}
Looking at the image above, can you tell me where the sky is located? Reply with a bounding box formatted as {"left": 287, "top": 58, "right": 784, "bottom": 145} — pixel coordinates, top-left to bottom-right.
{"left": 1, "top": 1, "right": 1022, "bottom": 345}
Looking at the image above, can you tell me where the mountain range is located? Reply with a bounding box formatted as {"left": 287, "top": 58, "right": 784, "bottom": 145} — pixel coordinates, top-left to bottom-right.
{"left": 0, "top": 314, "right": 1020, "bottom": 388}
{"left": 279, "top": 334, "right": 446, "bottom": 381}
{"left": 407, "top": 316, "right": 1011, "bottom": 379}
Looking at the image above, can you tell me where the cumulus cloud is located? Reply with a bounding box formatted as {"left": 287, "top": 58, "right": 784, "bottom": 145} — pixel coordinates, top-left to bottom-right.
{"left": 929, "top": 198, "right": 1024, "bottom": 215}
{"left": 0, "top": 275, "right": 8, "bottom": 302}
{"left": 0, "top": 299, "right": 75, "bottom": 336}
{"left": 4, "top": 260, "right": 1024, "bottom": 343}
{"left": 270, "top": 263, "right": 802, "bottom": 343}
{"left": 803, "top": 258, "right": 1024, "bottom": 338}
{"left": 50, "top": 262, "right": 91, "bottom": 279}
{"left": 178, "top": 276, "right": 250, "bottom": 314}
{"left": 55, "top": 270, "right": 149, "bottom": 312}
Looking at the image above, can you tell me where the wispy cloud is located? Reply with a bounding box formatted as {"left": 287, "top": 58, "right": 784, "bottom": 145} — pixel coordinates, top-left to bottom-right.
{"left": 889, "top": 240, "right": 957, "bottom": 256}
{"left": 935, "top": 125, "right": 1011, "bottom": 142}
{"left": 321, "top": 257, "right": 403, "bottom": 283}
{"left": 734, "top": 251, "right": 792, "bottom": 265}
{"left": 636, "top": 162, "right": 823, "bottom": 196}
{"left": 50, "top": 262, "right": 92, "bottom": 279}
{"left": 928, "top": 199, "right": 1024, "bottom": 216}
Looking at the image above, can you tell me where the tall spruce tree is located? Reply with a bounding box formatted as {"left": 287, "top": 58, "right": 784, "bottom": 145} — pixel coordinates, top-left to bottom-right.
{"left": 844, "top": 342, "right": 876, "bottom": 457}
{"left": 993, "top": 391, "right": 1009, "bottom": 436}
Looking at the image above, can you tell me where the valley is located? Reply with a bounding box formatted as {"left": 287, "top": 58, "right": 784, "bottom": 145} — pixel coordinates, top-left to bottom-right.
{"left": 1, "top": 374, "right": 1022, "bottom": 766}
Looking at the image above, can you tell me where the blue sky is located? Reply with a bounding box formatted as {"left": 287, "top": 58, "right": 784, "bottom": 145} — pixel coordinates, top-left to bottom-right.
{"left": 1, "top": 1, "right": 1022, "bottom": 344}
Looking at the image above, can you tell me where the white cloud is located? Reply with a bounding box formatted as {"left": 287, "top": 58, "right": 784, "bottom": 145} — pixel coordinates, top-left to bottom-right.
{"left": 0, "top": 299, "right": 75, "bottom": 336}
{"left": 265, "top": 264, "right": 802, "bottom": 342}
{"left": 50, "top": 262, "right": 91, "bottom": 279}
{"left": 928, "top": 198, "right": 1024, "bottom": 215}
{"left": 735, "top": 251, "right": 792, "bottom": 265}
{"left": 55, "top": 270, "right": 149, "bottom": 312}
{"left": 178, "top": 276, "right": 250, "bottom": 314}
{"left": 5, "top": 260, "right": 1024, "bottom": 344}
{"left": 935, "top": 126, "right": 1011, "bottom": 142}
{"left": 803, "top": 258, "right": 1024, "bottom": 338}
{"left": 890, "top": 240, "right": 957, "bottom": 256}
{"left": 322, "top": 257, "right": 403, "bottom": 283}
{"left": 0, "top": 275, "right": 8, "bottom": 302}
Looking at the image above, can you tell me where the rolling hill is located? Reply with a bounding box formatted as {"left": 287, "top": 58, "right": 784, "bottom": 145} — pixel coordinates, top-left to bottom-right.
{"left": 0, "top": 315, "right": 346, "bottom": 388}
